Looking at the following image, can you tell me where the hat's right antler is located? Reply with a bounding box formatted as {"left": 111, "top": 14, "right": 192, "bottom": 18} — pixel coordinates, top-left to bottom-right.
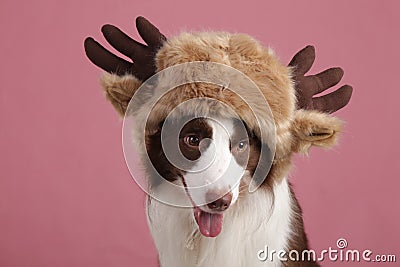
{"left": 84, "top": 16, "right": 166, "bottom": 81}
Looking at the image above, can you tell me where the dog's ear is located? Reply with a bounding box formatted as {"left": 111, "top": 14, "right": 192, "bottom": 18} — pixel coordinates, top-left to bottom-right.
{"left": 291, "top": 109, "right": 343, "bottom": 154}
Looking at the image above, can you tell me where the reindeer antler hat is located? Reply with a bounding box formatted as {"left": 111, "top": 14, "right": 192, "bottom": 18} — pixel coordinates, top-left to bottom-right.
{"left": 84, "top": 16, "right": 353, "bottom": 190}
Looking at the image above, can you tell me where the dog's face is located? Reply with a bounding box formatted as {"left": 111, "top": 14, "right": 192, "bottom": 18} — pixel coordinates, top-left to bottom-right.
{"left": 146, "top": 116, "right": 261, "bottom": 237}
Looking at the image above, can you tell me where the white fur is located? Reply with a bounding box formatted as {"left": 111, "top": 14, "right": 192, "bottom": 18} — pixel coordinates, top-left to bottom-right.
{"left": 147, "top": 177, "right": 293, "bottom": 267}
{"left": 183, "top": 119, "right": 244, "bottom": 206}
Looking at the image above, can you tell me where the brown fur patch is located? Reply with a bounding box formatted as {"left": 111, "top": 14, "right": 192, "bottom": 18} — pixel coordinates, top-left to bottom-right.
{"left": 283, "top": 184, "right": 321, "bottom": 267}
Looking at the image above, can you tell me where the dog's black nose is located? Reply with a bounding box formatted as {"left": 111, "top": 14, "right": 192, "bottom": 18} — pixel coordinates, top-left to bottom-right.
{"left": 206, "top": 191, "right": 233, "bottom": 211}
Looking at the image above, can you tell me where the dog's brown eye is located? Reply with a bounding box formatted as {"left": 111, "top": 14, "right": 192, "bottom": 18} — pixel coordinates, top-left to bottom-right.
{"left": 184, "top": 135, "right": 201, "bottom": 147}
{"left": 236, "top": 140, "right": 248, "bottom": 152}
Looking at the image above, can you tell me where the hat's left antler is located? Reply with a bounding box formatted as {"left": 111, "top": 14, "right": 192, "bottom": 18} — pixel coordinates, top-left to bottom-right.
{"left": 84, "top": 16, "right": 166, "bottom": 81}
{"left": 288, "top": 46, "right": 353, "bottom": 113}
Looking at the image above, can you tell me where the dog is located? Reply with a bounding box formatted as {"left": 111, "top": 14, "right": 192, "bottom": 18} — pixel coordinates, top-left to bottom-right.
{"left": 85, "top": 18, "right": 351, "bottom": 267}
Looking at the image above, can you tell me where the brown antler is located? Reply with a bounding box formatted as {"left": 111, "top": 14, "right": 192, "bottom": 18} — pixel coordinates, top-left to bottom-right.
{"left": 289, "top": 46, "right": 353, "bottom": 113}
{"left": 84, "top": 16, "right": 166, "bottom": 81}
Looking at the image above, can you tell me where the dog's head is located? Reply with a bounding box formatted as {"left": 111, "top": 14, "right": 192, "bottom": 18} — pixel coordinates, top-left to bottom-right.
{"left": 145, "top": 113, "right": 264, "bottom": 237}
{"left": 99, "top": 31, "right": 343, "bottom": 237}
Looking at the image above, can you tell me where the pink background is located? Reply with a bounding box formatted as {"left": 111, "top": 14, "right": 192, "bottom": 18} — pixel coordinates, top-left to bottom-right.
{"left": 1, "top": 0, "right": 399, "bottom": 266}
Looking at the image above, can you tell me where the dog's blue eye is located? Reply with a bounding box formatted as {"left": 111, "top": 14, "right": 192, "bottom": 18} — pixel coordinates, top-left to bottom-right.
{"left": 237, "top": 141, "right": 248, "bottom": 151}
{"left": 184, "top": 135, "right": 201, "bottom": 147}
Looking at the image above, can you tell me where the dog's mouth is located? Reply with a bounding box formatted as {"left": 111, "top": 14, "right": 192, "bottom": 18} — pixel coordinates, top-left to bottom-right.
{"left": 193, "top": 207, "right": 224, "bottom": 237}
{"left": 180, "top": 177, "right": 226, "bottom": 237}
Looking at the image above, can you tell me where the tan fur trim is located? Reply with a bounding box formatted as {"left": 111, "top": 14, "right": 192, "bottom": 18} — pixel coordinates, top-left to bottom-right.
{"left": 100, "top": 73, "right": 142, "bottom": 117}
{"left": 154, "top": 32, "right": 296, "bottom": 159}
{"left": 156, "top": 32, "right": 296, "bottom": 127}
{"left": 291, "top": 109, "right": 343, "bottom": 154}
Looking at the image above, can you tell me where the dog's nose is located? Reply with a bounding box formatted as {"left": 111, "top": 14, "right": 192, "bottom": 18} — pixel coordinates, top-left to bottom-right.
{"left": 206, "top": 191, "right": 233, "bottom": 211}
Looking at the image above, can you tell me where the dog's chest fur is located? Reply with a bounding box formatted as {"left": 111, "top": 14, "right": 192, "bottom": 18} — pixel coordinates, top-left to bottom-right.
{"left": 147, "top": 178, "right": 293, "bottom": 267}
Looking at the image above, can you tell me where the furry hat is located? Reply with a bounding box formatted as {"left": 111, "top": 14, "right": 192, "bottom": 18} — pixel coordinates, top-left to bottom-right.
{"left": 99, "top": 31, "right": 343, "bottom": 185}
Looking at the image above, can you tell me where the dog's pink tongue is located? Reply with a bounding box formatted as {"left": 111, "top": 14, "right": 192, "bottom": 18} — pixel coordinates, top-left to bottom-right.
{"left": 194, "top": 208, "right": 223, "bottom": 237}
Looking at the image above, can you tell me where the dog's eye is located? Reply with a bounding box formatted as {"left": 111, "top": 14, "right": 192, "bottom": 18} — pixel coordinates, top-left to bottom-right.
{"left": 184, "top": 134, "right": 201, "bottom": 147}
{"left": 236, "top": 140, "right": 248, "bottom": 152}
